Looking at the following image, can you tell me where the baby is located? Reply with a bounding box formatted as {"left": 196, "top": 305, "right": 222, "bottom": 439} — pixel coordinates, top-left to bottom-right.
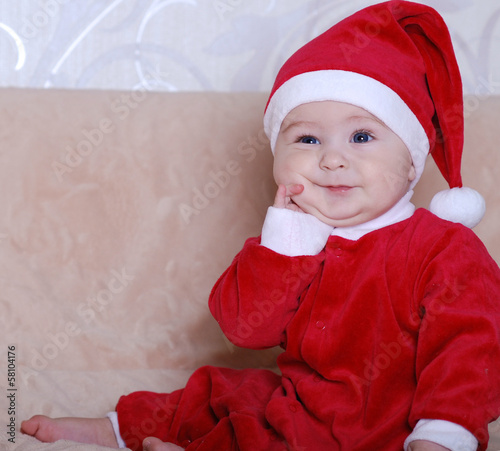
{"left": 22, "top": 1, "right": 500, "bottom": 450}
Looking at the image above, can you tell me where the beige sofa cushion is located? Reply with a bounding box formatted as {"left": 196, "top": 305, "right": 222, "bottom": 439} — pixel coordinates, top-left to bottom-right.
{"left": 0, "top": 89, "right": 498, "bottom": 449}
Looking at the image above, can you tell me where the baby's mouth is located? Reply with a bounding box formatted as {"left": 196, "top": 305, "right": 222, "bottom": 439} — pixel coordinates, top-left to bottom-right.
{"left": 325, "top": 185, "right": 353, "bottom": 193}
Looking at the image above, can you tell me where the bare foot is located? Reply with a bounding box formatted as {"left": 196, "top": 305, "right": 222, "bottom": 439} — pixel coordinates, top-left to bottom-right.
{"left": 21, "top": 415, "right": 119, "bottom": 448}
{"left": 143, "top": 437, "right": 184, "bottom": 451}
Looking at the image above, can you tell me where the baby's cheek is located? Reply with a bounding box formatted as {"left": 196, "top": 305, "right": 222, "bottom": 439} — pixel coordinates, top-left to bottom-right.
{"left": 273, "top": 153, "right": 310, "bottom": 181}
{"left": 290, "top": 184, "right": 313, "bottom": 209}
{"left": 273, "top": 167, "right": 303, "bottom": 186}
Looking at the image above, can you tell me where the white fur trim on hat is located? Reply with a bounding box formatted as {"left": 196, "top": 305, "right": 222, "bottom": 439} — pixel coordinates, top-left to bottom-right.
{"left": 263, "top": 70, "right": 429, "bottom": 188}
{"left": 429, "top": 187, "right": 486, "bottom": 228}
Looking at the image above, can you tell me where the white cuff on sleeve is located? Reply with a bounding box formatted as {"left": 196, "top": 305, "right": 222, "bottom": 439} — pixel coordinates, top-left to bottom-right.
{"left": 106, "top": 411, "right": 127, "bottom": 449}
{"left": 404, "top": 419, "right": 478, "bottom": 451}
{"left": 261, "top": 207, "right": 333, "bottom": 256}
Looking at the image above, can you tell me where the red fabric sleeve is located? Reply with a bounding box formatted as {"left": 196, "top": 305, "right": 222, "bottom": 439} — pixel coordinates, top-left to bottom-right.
{"left": 409, "top": 226, "right": 500, "bottom": 449}
{"left": 209, "top": 237, "right": 325, "bottom": 350}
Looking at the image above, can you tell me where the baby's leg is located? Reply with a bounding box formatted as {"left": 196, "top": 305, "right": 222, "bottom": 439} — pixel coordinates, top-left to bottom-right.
{"left": 21, "top": 415, "right": 119, "bottom": 448}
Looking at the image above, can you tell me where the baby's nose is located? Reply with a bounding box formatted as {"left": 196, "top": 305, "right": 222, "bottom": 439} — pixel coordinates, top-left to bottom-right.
{"left": 319, "top": 147, "right": 348, "bottom": 170}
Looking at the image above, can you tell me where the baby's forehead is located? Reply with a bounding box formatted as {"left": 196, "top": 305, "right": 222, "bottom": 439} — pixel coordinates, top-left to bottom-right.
{"left": 280, "top": 101, "right": 388, "bottom": 130}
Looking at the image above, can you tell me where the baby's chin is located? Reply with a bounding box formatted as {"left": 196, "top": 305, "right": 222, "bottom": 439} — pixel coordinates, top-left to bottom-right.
{"left": 298, "top": 204, "right": 367, "bottom": 228}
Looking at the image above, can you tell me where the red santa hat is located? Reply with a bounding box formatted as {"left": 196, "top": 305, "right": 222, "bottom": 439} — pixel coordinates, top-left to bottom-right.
{"left": 263, "top": 0, "right": 485, "bottom": 228}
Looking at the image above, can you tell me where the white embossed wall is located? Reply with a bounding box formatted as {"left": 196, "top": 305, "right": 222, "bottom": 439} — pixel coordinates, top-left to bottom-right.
{"left": 1, "top": 0, "right": 499, "bottom": 95}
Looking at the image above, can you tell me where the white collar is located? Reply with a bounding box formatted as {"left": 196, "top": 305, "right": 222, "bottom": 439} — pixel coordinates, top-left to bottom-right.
{"left": 330, "top": 191, "right": 416, "bottom": 241}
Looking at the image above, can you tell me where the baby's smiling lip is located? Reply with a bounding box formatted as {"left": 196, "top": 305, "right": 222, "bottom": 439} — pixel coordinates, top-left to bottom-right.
{"left": 323, "top": 184, "right": 355, "bottom": 192}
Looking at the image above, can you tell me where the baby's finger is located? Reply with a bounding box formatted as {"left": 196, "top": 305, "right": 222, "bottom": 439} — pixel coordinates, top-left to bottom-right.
{"left": 285, "top": 184, "right": 305, "bottom": 212}
{"left": 273, "top": 184, "right": 288, "bottom": 208}
{"left": 286, "top": 184, "right": 304, "bottom": 197}
{"left": 143, "top": 437, "right": 184, "bottom": 450}
{"left": 273, "top": 184, "right": 305, "bottom": 210}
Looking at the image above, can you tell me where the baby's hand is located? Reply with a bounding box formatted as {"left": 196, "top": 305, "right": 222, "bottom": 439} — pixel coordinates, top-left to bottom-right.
{"left": 407, "top": 440, "right": 450, "bottom": 451}
{"left": 273, "top": 184, "right": 305, "bottom": 212}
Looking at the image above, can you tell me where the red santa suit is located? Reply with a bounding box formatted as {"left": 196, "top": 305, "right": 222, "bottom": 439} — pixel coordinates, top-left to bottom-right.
{"left": 112, "top": 2, "right": 500, "bottom": 449}
{"left": 114, "top": 200, "right": 500, "bottom": 450}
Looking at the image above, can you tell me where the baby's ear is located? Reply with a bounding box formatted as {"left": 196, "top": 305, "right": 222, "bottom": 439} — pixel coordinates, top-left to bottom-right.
{"left": 408, "top": 164, "right": 417, "bottom": 182}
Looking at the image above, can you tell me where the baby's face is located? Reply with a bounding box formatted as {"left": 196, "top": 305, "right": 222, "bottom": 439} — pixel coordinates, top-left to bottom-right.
{"left": 273, "top": 101, "right": 416, "bottom": 227}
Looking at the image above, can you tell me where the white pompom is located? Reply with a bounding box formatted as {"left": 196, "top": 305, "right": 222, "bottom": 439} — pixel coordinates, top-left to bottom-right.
{"left": 429, "top": 187, "right": 486, "bottom": 228}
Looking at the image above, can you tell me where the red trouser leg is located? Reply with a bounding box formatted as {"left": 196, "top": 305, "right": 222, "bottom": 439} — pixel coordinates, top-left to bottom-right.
{"left": 116, "top": 388, "right": 183, "bottom": 450}
{"left": 115, "top": 366, "right": 283, "bottom": 451}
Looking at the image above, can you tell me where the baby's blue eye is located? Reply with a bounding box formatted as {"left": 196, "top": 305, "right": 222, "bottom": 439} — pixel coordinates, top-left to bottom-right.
{"left": 351, "top": 132, "right": 373, "bottom": 143}
{"left": 299, "top": 136, "right": 320, "bottom": 144}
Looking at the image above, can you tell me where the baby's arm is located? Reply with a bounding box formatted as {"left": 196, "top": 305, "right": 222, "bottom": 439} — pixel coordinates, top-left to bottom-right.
{"left": 407, "top": 225, "right": 500, "bottom": 450}
{"left": 260, "top": 184, "right": 333, "bottom": 257}
{"left": 407, "top": 441, "right": 450, "bottom": 451}
{"left": 404, "top": 419, "right": 478, "bottom": 451}
{"left": 209, "top": 184, "right": 333, "bottom": 349}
